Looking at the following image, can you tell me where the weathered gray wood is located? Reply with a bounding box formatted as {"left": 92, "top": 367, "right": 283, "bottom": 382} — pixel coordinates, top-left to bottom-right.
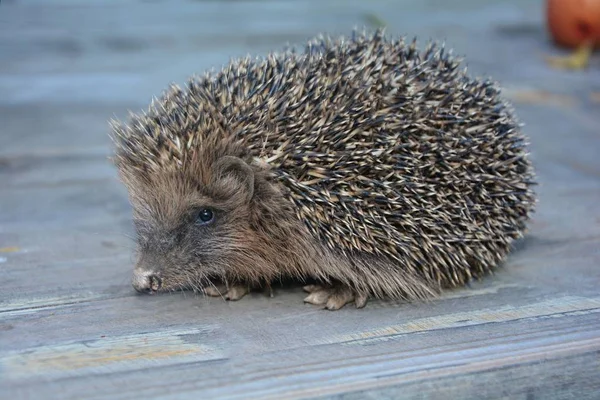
{"left": 1, "top": 0, "right": 599, "bottom": 399}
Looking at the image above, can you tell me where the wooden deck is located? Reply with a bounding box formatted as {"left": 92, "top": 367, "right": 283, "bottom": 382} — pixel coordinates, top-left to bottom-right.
{"left": 1, "top": 0, "right": 600, "bottom": 398}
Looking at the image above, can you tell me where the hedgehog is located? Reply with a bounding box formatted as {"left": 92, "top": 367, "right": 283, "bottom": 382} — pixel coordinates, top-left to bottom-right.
{"left": 110, "top": 29, "right": 536, "bottom": 311}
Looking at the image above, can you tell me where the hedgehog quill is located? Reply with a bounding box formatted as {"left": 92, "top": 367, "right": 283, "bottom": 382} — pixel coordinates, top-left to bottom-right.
{"left": 110, "top": 30, "right": 536, "bottom": 310}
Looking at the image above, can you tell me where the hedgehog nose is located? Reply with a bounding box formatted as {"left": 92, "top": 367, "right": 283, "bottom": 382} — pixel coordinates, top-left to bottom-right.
{"left": 132, "top": 270, "right": 162, "bottom": 294}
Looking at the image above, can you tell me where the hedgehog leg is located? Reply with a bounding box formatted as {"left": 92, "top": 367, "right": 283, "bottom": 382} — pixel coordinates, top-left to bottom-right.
{"left": 325, "top": 287, "right": 355, "bottom": 311}
{"left": 203, "top": 282, "right": 249, "bottom": 301}
{"left": 264, "top": 282, "right": 275, "bottom": 298}
{"left": 203, "top": 282, "right": 227, "bottom": 297}
{"left": 354, "top": 292, "right": 369, "bottom": 308}
{"left": 303, "top": 284, "right": 368, "bottom": 310}
{"left": 302, "top": 286, "right": 331, "bottom": 305}
{"left": 224, "top": 285, "right": 250, "bottom": 301}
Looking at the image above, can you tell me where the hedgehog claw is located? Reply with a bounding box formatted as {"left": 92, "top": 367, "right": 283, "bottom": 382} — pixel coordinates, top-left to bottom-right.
{"left": 204, "top": 283, "right": 249, "bottom": 301}
{"left": 303, "top": 284, "right": 368, "bottom": 310}
{"left": 303, "top": 289, "right": 330, "bottom": 305}
{"left": 302, "top": 284, "right": 321, "bottom": 293}
{"left": 265, "top": 285, "right": 275, "bottom": 298}
{"left": 225, "top": 285, "right": 249, "bottom": 301}
{"left": 203, "top": 283, "right": 227, "bottom": 297}
{"left": 325, "top": 289, "right": 355, "bottom": 310}
{"left": 354, "top": 293, "right": 368, "bottom": 309}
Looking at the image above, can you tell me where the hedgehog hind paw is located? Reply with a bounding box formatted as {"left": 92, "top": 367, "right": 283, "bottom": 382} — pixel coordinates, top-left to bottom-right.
{"left": 204, "top": 283, "right": 249, "bottom": 301}
{"left": 224, "top": 285, "right": 249, "bottom": 301}
{"left": 203, "top": 283, "right": 226, "bottom": 297}
{"left": 303, "top": 284, "right": 368, "bottom": 310}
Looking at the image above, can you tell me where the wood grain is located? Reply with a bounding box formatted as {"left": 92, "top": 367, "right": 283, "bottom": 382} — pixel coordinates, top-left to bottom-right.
{"left": 1, "top": 0, "right": 599, "bottom": 399}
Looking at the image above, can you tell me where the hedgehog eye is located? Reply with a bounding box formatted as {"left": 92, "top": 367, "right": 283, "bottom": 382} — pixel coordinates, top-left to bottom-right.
{"left": 196, "top": 208, "right": 214, "bottom": 225}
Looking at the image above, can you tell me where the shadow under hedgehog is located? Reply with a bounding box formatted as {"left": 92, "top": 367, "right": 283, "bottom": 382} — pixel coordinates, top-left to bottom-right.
{"left": 110, "top": 29, "right": 536, "bottom": 311}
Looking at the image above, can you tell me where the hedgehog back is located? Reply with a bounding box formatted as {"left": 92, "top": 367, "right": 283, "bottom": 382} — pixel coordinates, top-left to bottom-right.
{"left": 115, "top": 31, "right": 536, "bottom": 288}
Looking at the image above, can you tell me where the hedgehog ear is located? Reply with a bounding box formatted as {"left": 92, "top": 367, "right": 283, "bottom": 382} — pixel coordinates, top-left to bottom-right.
{"left": 212, "top": 156, "right": 255, "bottom": 203}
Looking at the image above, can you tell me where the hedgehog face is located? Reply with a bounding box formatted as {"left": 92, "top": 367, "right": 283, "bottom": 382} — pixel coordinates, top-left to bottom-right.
{"left": 127, "top": 156, "right": 260, "bottom": 294}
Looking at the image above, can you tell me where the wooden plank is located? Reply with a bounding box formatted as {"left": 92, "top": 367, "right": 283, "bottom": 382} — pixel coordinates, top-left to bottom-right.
{"left": 2, "top": 299, "right": 598, "bottom": 398}
{"left": 1, "top": 0, "right": 599, "bottom": 398}
{"left": 318, "top": 352, "right": 600, "bottom": 400}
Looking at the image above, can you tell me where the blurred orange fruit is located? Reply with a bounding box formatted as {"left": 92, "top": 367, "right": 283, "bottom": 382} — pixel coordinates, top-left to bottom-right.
{"left": 547, "top": 0, "right": 600, "bottom": 48}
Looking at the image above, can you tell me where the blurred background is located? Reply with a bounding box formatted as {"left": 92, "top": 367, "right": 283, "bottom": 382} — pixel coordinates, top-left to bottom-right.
{"left": 0, "top": 0, "right": 597, "bottom": 157}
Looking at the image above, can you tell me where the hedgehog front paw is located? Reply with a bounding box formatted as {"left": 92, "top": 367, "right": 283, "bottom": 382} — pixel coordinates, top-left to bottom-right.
{"left": 303, "top": 284, "right": 368, "bottom": 310}
{"left": 203, "top": 282, "right": 249, "bottom": 301}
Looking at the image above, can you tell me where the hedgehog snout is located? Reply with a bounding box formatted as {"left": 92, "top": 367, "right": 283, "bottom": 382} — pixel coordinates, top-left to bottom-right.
{"left": 132, "top": 269, "right": 162, "bottom": 294}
